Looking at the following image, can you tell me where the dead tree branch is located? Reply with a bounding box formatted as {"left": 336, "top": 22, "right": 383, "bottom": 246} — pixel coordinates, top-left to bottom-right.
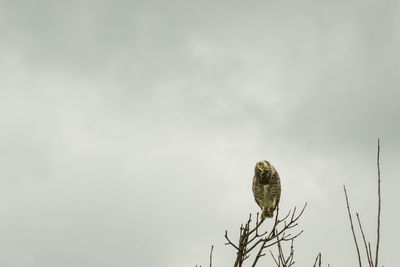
{"left": 224, "top": 203, "right": 306, "bottom": 267}
{"left": 343, "top": 185, "right": 362, "bottom": 267}
{"left": 375, "top": 138, "right": 381, "bottom": 267}
{"left": 343, "top": 138, "right": 384, "bottom": 267}
{"left": 269, "top": 238, "right": 295, "bottom": 267}
{"left": 312, "top": 252, "right": 321, "bottom": 267}
{"left": 356, "top": 213, "right": 373, "bottom": 267}
{"left": 209, "top": 245, "right": 214, "bottom": 267}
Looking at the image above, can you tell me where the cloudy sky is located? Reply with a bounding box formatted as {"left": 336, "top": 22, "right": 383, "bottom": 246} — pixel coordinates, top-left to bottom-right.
{"left": 1, "top": 0, "right": 399, "bottom": 266}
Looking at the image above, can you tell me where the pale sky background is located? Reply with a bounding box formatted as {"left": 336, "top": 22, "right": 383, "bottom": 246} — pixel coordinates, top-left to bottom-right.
{"left": 0, "top": 0, "right": 399, "bottom": 266}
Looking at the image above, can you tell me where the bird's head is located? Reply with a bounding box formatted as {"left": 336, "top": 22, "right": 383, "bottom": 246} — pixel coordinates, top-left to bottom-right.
{"left": 255, "top": 160, "right": 271, "bottom": 182}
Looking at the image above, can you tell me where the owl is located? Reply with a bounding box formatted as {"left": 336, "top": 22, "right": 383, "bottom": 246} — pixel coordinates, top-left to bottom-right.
{"left": 252, "top": 160, "right": 281, "bottom": 220}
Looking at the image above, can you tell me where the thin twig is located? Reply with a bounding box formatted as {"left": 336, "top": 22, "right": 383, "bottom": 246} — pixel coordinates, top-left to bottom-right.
{"left": 277, "top": 238, "right": 295, "bottom": 267}
{"left": 209, "top": 245, "right": 214, "bottom": 267}
{"left": 276, "top": 231, "right": 284, "bottom": 266}
{"left": 368, "top": 242, "right": 373, "bottom": 267}
{"left": 319, "top": 253, "right": 321, "bottom": 267}
{"left": 225, "top": 231, "right": 240, "bottom": 251}
{"left": 356, "top": 213, "right": 373, "bottom": 267}
{"left": 270, "top": 250, "right": 279, "bottom": 266}
{"left": 375, "top": 138, "right": 381, "bottom": 267}
{"left": 344, "top": 185, "right": 362, "bottom": 267}
{"left": 313, "top": 253, "right": 321, "bottom": 267}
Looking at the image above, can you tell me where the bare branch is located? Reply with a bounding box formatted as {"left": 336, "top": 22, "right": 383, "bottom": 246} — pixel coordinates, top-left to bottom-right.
{"left": 356, "top": 213, "right": 373, "bottom": 267}
{"left": 253, "top": 204, "right": 306, "bottom": 266}
{"left": 275, "top": 238, "right": 295, "bottom": 267}
{"left": 375, "top": 138, "right": 382, "bottom": 267}
{"left": 312, "top": 252, "right": 321, "bottom": 267}
{"left": 225, "top": 230, "right": 240, "bottom": 251}
{"left": 224, "top": 203, "right": 306, "bottom": 267}
{"left": 368, "top": 242, "right": 373, "bottom": 267}
{"left": 343, "top": 185, "right": 362, "bottom": 267}
{"left": 269, "top": 250, "right": 280, "bottom": 266}
{"left": 209, "top": 245, "right": 214, "bottom": 267}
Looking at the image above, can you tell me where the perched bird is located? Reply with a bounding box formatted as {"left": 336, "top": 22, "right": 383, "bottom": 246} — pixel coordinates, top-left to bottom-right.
{"left": 252, "top": 160, "right": 281, "bottom": 220}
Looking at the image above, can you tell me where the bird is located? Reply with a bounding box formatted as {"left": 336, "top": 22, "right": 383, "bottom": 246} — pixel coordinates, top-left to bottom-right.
{"left": 252, "top": 160, "right": 281, "bottom": 220}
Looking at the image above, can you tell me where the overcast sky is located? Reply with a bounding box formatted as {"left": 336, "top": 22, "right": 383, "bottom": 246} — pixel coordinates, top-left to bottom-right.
{"left": 0, "top": 0, "right": 399, "bottom": 266}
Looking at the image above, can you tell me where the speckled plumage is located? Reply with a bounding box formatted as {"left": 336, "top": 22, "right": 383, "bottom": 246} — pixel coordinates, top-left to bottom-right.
{"left": 252, "top": 160, "right": 281, "bottom": 219}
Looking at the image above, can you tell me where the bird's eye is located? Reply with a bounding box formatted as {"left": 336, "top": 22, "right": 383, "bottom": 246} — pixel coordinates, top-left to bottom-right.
{"left": 258, "top": 163, "right": 264, "bottom": 169}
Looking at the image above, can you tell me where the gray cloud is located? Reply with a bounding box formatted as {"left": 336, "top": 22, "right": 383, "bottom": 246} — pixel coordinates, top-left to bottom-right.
{"left": 0, "top": 0, "right": 399, "bottom": 266}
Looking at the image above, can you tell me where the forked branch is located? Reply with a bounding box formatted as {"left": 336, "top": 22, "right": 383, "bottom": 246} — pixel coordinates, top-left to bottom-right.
{"left": 343, "top": 138, "right": 383, "bottom": 267}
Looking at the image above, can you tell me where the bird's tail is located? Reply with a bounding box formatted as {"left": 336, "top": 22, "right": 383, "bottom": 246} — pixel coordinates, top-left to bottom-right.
{"left": 261, "top": 208, "right": 274, "bottom": 220}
